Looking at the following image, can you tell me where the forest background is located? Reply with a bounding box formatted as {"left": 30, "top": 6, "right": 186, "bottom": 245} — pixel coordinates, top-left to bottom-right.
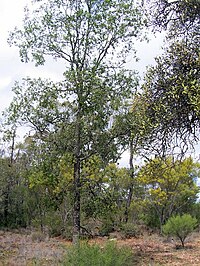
{"left": 0, "top": 0, "right": 199, "bottom": 245}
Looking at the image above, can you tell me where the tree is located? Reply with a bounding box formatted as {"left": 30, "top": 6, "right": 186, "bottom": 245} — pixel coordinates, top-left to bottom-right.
{"left": 112, "top": 93, "right": 154, "bottom": 221}
{"left": 140, "top": 39, "right": 200, "bottom": 156}
{"left": 6, "top": 0, "right": 146, "bottom": 243}
{"left": 146, "top": 0, "right": 200, "bottom": 40}
{"left": 137, "top": 157, "right": 200, "bottom": 229}
{"left": 0, "top": 130, "right": 39, "bottom": 228}
{"left": 139, "top": 0, "right": 200, "bottom": 156}
{"left": 163, "top": 214, "right": 197, "bottom": 248}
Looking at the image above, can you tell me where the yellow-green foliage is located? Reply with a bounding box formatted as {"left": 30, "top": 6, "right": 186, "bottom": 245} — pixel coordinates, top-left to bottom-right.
{"left": 82, "top": 155, "right": 104, "bottom": 181}
{"left": 137, "top": 157, "right": 200, "bottom": 224}
{"left": 103, "top": 163, "right": 129, "bottom": 184}
{"left": 57, "top": 153, "right": 74, "bottom": 182}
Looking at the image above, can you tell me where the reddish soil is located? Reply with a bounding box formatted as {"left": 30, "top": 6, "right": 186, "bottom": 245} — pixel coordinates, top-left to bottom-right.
{"left": 0, "top": 230, "right": 200, "bottom": 265}
{"left": 89, "top": 233, "right": 200, "bottom": 265}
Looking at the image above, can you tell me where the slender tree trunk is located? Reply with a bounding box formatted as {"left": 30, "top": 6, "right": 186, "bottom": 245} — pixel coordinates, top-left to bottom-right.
{"left": 180, "top": 237, "right": 185, "bottom": 248}
{"left": 4, "top": 190, "right": 9, "bottom": 226}
{"left": 73, "top": 157, "right": 81, "bottom": 245}
{"left": 4, "top": 129, "right": 16, "bottom": 226}
{"left": 73, "top": 109, "right": 81, "bottom": 245}
{"left": 124, "top": 137, "right": 134, "bottom": 223}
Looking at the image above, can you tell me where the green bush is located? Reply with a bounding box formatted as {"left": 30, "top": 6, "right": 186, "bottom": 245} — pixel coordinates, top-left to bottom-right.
{"left": 140, "top": 207, "right": 160, "bottom": 229}
{"left": 121, "top": 223, "right": 140, "bottom": 238}
{"left": 63, "top": 242, "right": 134, "bottom": 266}
{"left": 99, "top": 221, "right": 114, "bottom": 236}
{"left": 43, "top": 211, "right": 63, "bottom": 237}
{"left": 162, "top": 214, "right": 197, "bottom": 247}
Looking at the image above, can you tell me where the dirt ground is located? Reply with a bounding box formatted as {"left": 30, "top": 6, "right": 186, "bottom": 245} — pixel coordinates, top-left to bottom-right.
{"left": 0, "top": 229, "right": 200, "bottom": 265}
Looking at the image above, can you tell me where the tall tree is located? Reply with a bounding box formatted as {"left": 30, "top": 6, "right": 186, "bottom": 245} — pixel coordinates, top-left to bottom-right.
{"left": 6, "top": 0, "right": 145, "bottom": 243}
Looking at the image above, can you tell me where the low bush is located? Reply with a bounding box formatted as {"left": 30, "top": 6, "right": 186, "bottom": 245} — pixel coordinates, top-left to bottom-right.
{"left": 63, "top": 242, "right": 134, "bottom": 266}
{"left": 99, "top": 221, "right": 114, "bottom": 236}
{"left": 31, "top": 231, "right": 47, "bottom": 242}
{"left": 121, "top": 223, "right": 140, "bottom": 238}
{"left": 162, "top": 214, "right": 197, "bottom": 247}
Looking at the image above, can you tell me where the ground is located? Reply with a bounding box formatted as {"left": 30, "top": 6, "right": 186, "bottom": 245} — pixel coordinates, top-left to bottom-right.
{"left": 0, "top": 229, "right": 200, "bottom": 265}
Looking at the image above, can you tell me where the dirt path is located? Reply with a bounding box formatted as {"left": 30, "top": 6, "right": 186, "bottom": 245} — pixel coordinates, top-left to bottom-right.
{"left": 0, "top": 230, "right": 200, "bottom": 265}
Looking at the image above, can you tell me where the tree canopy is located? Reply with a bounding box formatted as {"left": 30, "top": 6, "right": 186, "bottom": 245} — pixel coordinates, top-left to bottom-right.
{"left": 5, "top": 0, "right": 146, "bottom": 243}
{"left": 146, "top": 0, "right": 200, "bottom": 40}
{"left": 136, "top": 0, "right": 200, "bottom": 156}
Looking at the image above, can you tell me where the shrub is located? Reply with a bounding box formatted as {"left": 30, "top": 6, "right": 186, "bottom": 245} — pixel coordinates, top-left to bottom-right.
{"left": 63, "top": 225, "right": 73, "bottom": 241}
{"left": 31, "top": 231, "right": 47, "bottom": 242}
{"left": 99, "top": 221, "right": 114, "bottom": 236}
{"left": 43, "top": 211, "right": 63, "bottom": 237}
{"left": 121, "top": 223, "right": 140, "bottom": 238}
{"left": 162, "top": 214, "right": 197, "bottom": 247}
{"left": 63, "top": 242, "right": 134, "bottom": 266}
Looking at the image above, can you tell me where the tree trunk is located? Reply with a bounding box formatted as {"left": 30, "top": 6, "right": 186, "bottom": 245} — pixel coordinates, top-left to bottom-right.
{"left": 124, "top": 137, "right": 134, "bottom": 223}
{"left": 180, "top": 237, "right": 185, "bottom": 248}
{"left": 4, "top": 129, "right": 16, "bottom": 226}
{"left": 72, "top": 109, "right": 81, "bottom": 245}
{"left": 73, "top": 157, "right": 81, "bottom": 245}
{"left": 3, "top": 190, "right": 9, "bottom": 226}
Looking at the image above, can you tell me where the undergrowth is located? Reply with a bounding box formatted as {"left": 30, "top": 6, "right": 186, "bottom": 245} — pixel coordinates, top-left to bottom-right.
{"left": 63, "top": 241, "right": 134, "bottom": 266}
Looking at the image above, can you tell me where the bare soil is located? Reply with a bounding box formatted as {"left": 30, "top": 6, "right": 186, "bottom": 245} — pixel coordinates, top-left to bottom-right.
{"left": 0, "top": 229, "right": 200, "bottom": 265}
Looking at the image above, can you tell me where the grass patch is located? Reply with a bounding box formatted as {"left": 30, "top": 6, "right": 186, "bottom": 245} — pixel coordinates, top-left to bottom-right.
{"left": 63, "top": 241, "right": 135, "bottom": 266}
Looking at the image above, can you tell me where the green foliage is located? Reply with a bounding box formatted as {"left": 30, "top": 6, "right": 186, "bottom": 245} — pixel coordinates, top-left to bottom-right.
{"left": 147, "top": 0, "right": 200, "bottom": 40}
{"left": 99, "top": 221, "right": 114, "bottom": 237}
{"left": 140, "top": 38, "right": 200, "bottom": 155}
{"left": 0, "top": 154, "right": 37, "bottom": 228}
{"left": 9, "top": 0, "right": 146, "bottom": 67}
{"left": 189, "top": 202, "right": 200, "bottom": 224}
{"left": 141, "top": 207, "right": 160, "bottom": 229}
{"left": 121, "top": 223, "right": 140, "bottom": 238}
{"left": 5, "top": 0, "right": 146, "bottom": 243}
{"left": 42, "top": 211, "right": 63, "bottom": 237}
{"left": 163, "top": 214, "right": 197, "bottom": 247}
{"left": 81, "top": 163, "right": 131, "bottom": 229}
{"left": 140, "top": 0, "right": 200, "bottom": 156}
{"left": 63, "top": 242, "right": 133, "bottom": 266}
{"left": 2, "top": 0, "right": 198, "bottom": 244}
{"left": 137, "top": 157, "right": 199, "bottom": 228}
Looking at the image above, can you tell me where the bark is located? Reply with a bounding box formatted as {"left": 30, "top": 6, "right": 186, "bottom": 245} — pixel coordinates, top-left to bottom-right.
{"left": 124, "top": 137, "right": 134, "bottom": 223}
{"left": 3, "top": 191, "right": 9, "bottom": 226}
{"left": 4, "top": 129, "right": 16, "bottom": 226}
{"left": 72, "top": 109, "right": 81, "bottom": 245}
{"left": 73, "top": 157, "right": 81, "bottom": 245}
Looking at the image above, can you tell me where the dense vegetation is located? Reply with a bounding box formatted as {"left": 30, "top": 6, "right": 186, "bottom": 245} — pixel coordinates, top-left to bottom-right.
{"left": 0, "top": 0, "right": 199, "bottom": 244}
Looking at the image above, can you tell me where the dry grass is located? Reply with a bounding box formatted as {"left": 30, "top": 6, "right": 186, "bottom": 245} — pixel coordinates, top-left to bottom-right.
{"left": 0, "top": 229, "right": 200, "bottom": 265}
{"left": 0, "top": 229, "right": 68, "bottom": 265}
{"left": 89, "top": 231, "right": 200, "bottom": 266}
